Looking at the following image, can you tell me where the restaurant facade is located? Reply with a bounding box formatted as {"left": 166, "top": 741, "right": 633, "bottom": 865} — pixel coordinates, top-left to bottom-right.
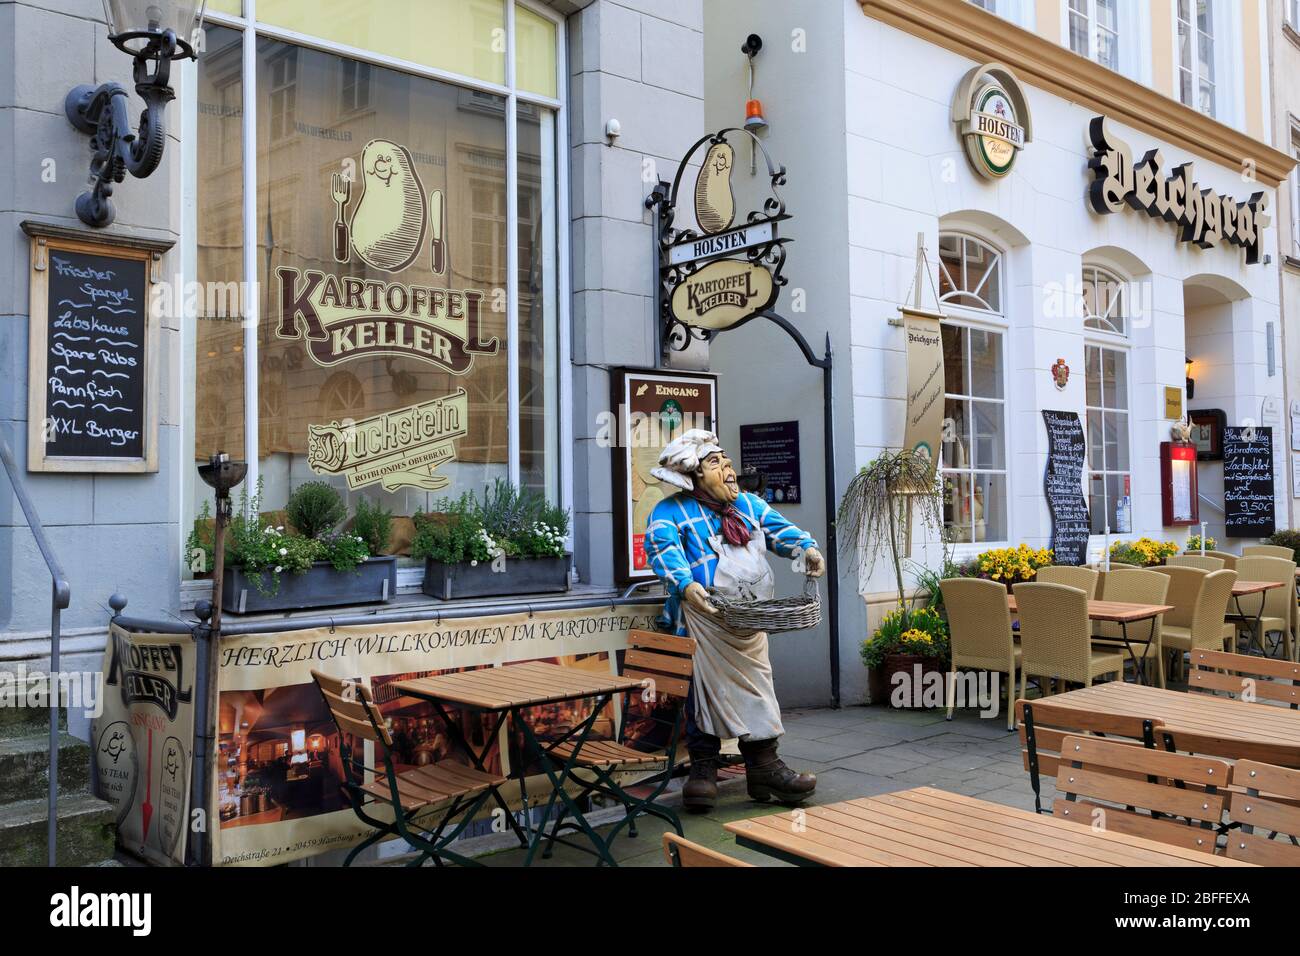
{"left": 702, "top": 0, "right": 1296, "bottom": 706}
{"left": 0, "top": 0, "right": 1297, "bottom": 863}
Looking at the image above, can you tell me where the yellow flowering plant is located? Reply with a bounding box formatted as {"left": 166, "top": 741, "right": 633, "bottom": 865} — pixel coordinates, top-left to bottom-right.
{"left": 974, "top": 544, "right": 1054, "bottom": 586}
{"left": 1184, "top": 534, "right": 1216, "bottom": 553}
{"left": 861, "top": 606, "right": 949, "bottom": 669}
{"left": 1110, "top": 537, "right": 1179, "bottom": 567}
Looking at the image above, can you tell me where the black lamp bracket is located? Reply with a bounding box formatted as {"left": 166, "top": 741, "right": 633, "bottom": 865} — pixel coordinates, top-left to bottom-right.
{"left": 64, "top": 29, "right": 182, "bottom": 228}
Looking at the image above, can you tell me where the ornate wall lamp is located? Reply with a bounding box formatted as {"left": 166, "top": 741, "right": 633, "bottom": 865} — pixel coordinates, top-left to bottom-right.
{"left": 65, "top": 1, "right": 208, "bottom": 227}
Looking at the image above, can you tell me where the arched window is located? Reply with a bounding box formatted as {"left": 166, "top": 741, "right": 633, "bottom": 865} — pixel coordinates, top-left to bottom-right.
{"left": 1082, "top": 264, "right": 1128, "bottom": 335}
{"left": 1082, "top": 264, "right": 1132, "bottom": 535}
{"left": 939, "top": 232, "right": 1008, "bottom": 545}
{"left": 938, "top": 233, "right": 1003, "bottom": 313}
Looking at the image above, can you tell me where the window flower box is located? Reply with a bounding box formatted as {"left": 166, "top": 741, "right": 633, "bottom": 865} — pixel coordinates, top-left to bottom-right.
{"left": 222, "top": 556, "right": 398, "bottom": 614}
{"left": 421, "top": 554, "right": 571, "bottom": 601}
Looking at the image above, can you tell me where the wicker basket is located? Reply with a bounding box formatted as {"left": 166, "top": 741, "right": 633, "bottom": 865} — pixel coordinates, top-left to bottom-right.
{"left": 707, "top": 577, "right": 822, "bottom": 633}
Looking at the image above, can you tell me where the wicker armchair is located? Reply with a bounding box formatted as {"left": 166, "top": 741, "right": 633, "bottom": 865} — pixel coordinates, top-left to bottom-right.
{"left": 1232, "top": 556, "right": 1295, "bottom": 659}
{"left": 1166, "top": 554, "right": 1225, "bottom": 572}
{"left": 1012, "top": 582, "right": 1123, "bottom": 697}
{"left": 940, "top": 577, "right": 1021, "bottom": 730}
{"left": 1242, "top": 545, "right": 1294, "bottom": 560}
{"left": 1204, "top": 550, "right": 1238, "bottom": 570}
{"left": 1035, "top": 565, "right": 1099, "bottom": 599}
{"left": 1159, "top": 568, "right": 1237, "bottom": 679}
{"left": 1093, "top": 568, "right": 1170, "bottom": 687}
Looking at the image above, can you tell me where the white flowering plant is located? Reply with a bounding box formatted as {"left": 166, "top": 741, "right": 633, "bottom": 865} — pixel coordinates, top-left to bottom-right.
{"left": 411, "top": 480, "right": 569, "bottom": 565}
{"left": 188, "top": 482, "right": 373, "bottom": 596}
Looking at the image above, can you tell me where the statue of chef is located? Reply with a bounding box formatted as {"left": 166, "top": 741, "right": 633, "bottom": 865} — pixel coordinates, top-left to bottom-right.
{"left": 643, "top": 429, "right": 824, "bottom": 811}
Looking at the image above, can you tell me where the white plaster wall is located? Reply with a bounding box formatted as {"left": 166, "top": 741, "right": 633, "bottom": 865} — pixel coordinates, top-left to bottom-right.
{"left": 842, "top": 9, "right": 1285, "bottom": 591}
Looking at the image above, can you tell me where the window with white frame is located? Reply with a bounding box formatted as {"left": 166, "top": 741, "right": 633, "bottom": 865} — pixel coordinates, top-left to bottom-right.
{"left": 1082, "top": 265, "right": 1128, "bottom": 336}
{"left": 938, "top": 233, "right": 1008, "bottom": 545}
{"left": 189, "top": 3, "right": 564, "bottom": 558}
{"left": 1068, "top": 0, "right": 1119, "bottom": 71}
{"left": 1178, "top": 0, "right": 1216, "bottom": 116}
{"left": 1085, "top": 345, "right": 1130, "bottom": 535}
{"left": 1290, "top": 129, "right": 1300, "bottom": 259}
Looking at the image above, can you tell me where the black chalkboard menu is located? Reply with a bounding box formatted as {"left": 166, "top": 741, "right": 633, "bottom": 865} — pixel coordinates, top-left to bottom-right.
{"left": 1223, "top": 426, "right": 1276, "bottom": 538}
{"left": 1042, "top": 410, "right": 1090, "bottom": 566}
{"left": 23, "top": 223, "right": 169, "bottom": 473}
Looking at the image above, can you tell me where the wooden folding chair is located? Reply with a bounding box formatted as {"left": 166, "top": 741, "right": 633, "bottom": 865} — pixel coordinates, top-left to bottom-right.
{"left": 1016, "top": 698, "right": 1161, "bottom": 814}
{"left": 1053, "top": 735, "right": 1232, "bottom": 852}
{"left": 1187, "top": 649, "right": 1300, "bottom": 709}
{"left": 663, "top": 832, "right": 753, "bottom": 867}
{"left": 541, "top": 630, "right": 694, "bottom": 858}
{"left": 310, "top": 669, "right": 507, "bottom": 867}
{"left": 1225, "top": 760, "right": 1300, "bottom": 865}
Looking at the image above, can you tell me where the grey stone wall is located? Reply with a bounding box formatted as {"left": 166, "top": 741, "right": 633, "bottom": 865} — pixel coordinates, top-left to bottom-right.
{"left": 0, "top": 0, "right": 184, "bottom": 667}
{"left": 566, "top": 0, "right": 704, "bottom": 585}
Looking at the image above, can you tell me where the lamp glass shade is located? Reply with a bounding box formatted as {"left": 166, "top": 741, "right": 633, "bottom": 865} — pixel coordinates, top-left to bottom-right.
{"left": 103, "top": 0, "right": 207, "bottom": 56}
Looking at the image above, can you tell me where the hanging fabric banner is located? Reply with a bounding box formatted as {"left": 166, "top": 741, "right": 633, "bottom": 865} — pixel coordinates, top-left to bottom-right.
{"left": 901, "top": 307, "right": 946, "bottom": 471}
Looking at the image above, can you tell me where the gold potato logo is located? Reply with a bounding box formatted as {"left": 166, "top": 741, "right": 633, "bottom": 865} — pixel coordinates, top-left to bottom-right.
{"left": 694, "top": 142, "right": 735, "bottom": 235}
{"left": 350, "top": 140, "right": 428, "bottom": 273}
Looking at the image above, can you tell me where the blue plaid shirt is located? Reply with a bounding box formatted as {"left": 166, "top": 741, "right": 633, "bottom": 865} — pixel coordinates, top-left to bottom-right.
{"left": 643, "top": 492, "right": 817, "bottom": 634}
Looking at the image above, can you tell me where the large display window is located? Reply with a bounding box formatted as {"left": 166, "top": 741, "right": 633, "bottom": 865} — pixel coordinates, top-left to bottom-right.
{"left": 187, "top": 3, "right": 563, "bottom": 568}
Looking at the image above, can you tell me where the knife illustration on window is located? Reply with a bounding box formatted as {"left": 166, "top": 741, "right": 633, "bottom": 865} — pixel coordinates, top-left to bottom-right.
{"left": 430, "top": 188, "right": 446, "bottom": 275}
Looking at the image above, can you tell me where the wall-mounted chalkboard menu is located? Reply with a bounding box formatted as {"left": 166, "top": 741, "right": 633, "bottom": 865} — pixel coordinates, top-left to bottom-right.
{"left": 1223, "top": 426, "right": 1276, "bottom": 538}
{"left": 22, "top": 222, "right": 172, "bottom": 473}
{"left": 1042, "top": 410, "right": 1090, "bottom": 565}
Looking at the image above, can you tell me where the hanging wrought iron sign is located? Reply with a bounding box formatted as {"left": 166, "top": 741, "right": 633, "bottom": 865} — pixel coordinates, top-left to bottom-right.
{"left": 649, "top": 129, "right": 790, "bottom": 352}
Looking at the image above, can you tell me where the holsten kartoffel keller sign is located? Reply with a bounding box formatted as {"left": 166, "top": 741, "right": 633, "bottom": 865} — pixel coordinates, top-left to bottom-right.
{"left": 276, "top": 138, "right": 500, "bottom": 372}
{"left": 951, "top": 63, "right": 1032, "bottom": 180}
{"left": 654, "top": 130, "right": 789, "bottom": 348}
{"left": 1087, "top": 117, "right": 1270, "bottom": 264}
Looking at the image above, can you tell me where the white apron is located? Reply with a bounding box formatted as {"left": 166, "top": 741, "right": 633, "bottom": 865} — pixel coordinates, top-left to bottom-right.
{"left": 682, "top": 529, "right": 785, "bottom": 741}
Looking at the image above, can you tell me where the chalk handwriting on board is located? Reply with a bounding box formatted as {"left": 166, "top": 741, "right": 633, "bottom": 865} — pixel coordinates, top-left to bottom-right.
{"left": 1223, "top": 426, "right": 1275, "bottom": 538}
{"left": 43, "top": 252, "right": 146, "bottom": 458}
{"left": 1042, "top": 410, "right": 1090, "bottom": 565}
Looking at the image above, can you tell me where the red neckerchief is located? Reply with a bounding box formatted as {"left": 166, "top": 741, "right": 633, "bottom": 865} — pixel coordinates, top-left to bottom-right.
{"left": 689, "top": 490, "right": 750, "bottom": 547}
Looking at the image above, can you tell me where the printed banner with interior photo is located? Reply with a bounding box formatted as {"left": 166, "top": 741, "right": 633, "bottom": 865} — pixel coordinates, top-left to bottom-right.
{"left": 90, "top": 625, "right": 197, "bottom": 867}
{"left": 210, "top": 603, "right": 662, "bottom": 867}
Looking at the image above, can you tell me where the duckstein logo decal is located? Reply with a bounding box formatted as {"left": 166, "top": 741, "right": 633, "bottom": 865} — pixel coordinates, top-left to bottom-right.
{"left": 276, "top": 138, "right": 498, "bottom": 373}
{"left": 307, "top": 388, "right": 468, "bottom": 491}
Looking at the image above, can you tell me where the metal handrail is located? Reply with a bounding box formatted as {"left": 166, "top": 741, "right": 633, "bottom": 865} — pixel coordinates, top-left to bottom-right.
{"left": 0, "top": 439, "right": 71, "bottom": 867}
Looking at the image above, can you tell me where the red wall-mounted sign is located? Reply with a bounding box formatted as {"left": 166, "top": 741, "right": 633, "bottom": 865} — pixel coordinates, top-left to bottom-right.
{"left": 1160, "top": 441, "right": 1199, "bottom": 526}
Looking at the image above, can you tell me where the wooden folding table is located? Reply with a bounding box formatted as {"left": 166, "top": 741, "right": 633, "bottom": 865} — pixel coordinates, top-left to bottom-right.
{"left": 396, "top": 661, "right": 645, "bottom": 866}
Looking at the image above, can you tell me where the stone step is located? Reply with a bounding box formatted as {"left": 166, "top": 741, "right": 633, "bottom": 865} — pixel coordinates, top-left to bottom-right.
{"left": 0, "top": 733, "right": 92, "bottom": 803}
{"left": 0, "top": 679, "right": 68, "bottom": 740}
{"left": 0, "top": 790, "right": 116, "bottom": 867}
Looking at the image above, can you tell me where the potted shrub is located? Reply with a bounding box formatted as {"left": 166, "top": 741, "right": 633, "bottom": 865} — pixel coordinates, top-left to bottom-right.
{"left": 413, "top": 479, "right": 570, "bottom": 600}
{"left": 1266, "top": 529, "right": 1300, "bottom": 562}
{"left": 1109, "top": 537, "right": 1179, "bottom": 567}
{"left": 861, "top": 606, "right": 949, "bottom": 709}
{"left": 191, "top": 483, "right": 399, "bottom": 614}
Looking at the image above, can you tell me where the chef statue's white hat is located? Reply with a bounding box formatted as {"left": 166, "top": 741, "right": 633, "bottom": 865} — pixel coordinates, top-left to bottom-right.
{"left": 651, "top": 429, "right": 724, "bottom": 492}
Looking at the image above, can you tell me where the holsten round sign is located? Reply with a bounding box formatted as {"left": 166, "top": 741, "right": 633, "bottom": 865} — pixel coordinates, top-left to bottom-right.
{"left": 952, "top": 63, "right": 1032, "bottom": 180}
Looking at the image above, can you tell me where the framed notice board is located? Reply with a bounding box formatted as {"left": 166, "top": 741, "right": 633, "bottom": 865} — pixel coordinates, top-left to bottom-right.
{"left": 22, "top": 221, "right": 173, "bottom": 473}
{"left": 610, "top": 368, "right": 718, "bottom": 583}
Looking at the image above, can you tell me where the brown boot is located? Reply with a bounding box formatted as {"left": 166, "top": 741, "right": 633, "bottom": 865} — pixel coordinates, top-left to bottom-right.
{"left": 739, "top": 737, "right": 816, "bottom": 805}
{"left": 682, "top": 752, "right": 719, "bottom": 813}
